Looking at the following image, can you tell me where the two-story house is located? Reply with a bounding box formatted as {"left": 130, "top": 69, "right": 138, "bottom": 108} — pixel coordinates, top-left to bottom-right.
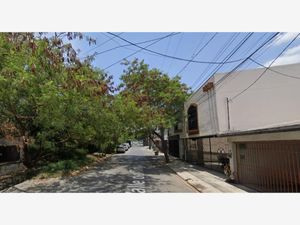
{"left": 169, "top": 62, "right": 300, "bottom": 192}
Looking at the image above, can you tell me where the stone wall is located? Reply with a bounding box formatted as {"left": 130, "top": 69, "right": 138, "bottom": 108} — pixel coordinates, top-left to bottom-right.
{"left": 0, "top": 162, "right": 27, "bottom": 176}
{"left": 0, "top": 162, "right": 27, "bottom": 190}
{"left": 0, "top": 171, "right": 27, "bottom": 190}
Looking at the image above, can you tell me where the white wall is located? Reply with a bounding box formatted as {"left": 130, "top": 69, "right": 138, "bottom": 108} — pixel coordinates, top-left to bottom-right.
{"left": 168, "top": 123, "right": 184, "bottom": 139}
{"left": 183, "top": 77, "right": 218, "bottom": 137}
{"left": 214, "top": 63, "right": 300, "bottom": 133}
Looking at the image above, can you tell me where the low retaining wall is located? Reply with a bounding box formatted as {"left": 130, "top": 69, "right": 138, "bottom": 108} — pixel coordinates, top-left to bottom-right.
{"left": 0, "top": 162, "right": 27, "bottom": 190}
{"left": 0, "top": 171, "right": 27, "bottom": 190}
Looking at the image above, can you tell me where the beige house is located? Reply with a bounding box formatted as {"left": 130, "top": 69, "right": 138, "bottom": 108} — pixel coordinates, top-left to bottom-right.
{"left": 169, "top": 62, "right": 300, "bottom": 192}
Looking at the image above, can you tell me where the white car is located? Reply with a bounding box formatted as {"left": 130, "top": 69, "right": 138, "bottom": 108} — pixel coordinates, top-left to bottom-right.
{"left": 116, "top": 145, "right": 126, "bottom": 153}
{"left": 123, "top": 143, "right": 130, "bottom": 150}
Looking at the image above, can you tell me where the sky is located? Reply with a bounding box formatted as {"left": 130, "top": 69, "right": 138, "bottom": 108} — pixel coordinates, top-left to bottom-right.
{"left": 70, "top": 32, "right": 300, "bottom": 90}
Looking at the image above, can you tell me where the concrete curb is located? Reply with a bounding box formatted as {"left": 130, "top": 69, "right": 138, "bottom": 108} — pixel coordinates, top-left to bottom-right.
{"left": 166, "top": 163, "right": 222, "bottom": 193}
{"left": 165, "top": 157, "right": 248, "bottom": 193}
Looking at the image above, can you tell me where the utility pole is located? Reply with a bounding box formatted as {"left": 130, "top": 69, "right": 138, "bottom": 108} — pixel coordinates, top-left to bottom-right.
{"left": 226, "top": 97, "right": 231, "bottom": 131}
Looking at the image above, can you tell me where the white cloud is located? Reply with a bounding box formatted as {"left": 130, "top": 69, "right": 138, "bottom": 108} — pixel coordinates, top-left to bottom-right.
{"left": 283, "top": 44, "right": 300, "bottom": 55}
{"left": 272, "top": 32, "right": 299, "bottom": 46}
{"left": 265, "top": 44, "right": 300, "bottom": 66}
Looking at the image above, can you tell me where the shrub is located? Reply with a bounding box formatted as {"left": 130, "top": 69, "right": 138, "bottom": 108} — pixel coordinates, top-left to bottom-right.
{"left": 41, "top": 157, "right": 92, "bottom": 175}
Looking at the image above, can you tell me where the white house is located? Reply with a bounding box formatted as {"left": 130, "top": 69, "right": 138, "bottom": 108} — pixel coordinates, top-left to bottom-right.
{"left": 169, "top": 62, "right": 300, "bottom": 192}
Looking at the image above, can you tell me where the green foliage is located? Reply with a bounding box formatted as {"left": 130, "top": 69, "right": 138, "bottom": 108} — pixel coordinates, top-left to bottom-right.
{"left": 119, "top": 59, "right": 190, "bottom": 136}
{"left": 41, "top": 158, "right": 93, "bottom": 176}
{"left": 0, "top": 33, "right": 190, "bottom": 168}
{"left": 0, "top": 32, "right": 126, "bottom": 167}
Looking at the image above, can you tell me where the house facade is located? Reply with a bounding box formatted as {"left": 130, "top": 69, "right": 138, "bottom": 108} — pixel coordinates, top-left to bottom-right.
{"left": 169, "top": 62, "right": 300, "bottom": 192}
{"left": 0, "top": 122, "right": 28, "bottom": 189}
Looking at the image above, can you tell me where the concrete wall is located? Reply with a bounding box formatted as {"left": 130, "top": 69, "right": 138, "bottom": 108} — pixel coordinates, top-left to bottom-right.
{"left": 214, "top": 63, "right": 300, "bottom": 133}
{"left": 202, "top": 137, "right": 231, "bottom": 155}
{"left": 178, "top": 62, "right": 300, "bottom": 139}
{"left": 168, "top": 125, "right": 184, "bottom": 139}
{"left": 0, "top": 162, "right": 26, "bottom": 176}
{"left": 179, "top": 139, "right": 184, "bottom": 160}
{"left": 183, "top": 77, "right": 218, "bottom": 138}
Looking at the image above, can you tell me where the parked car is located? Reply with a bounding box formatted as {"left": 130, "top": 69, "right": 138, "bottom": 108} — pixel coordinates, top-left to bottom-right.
{"left": 116, "top": 145, "right": 126, "bottom": 153}
{"left": 123, "top": 143, "right": 130, "bottom": 150}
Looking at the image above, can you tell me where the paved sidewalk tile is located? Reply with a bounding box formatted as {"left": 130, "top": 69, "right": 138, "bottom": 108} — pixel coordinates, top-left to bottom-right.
{"left": 165, "top": 156, "right": 254, "bottom": 193}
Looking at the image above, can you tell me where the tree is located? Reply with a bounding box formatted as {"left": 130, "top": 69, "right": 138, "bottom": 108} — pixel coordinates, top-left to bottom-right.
{"left": 0, "top": 32, "right": 118, "bottom": 164}
{"left": 0, "top": 33, "right": 189, "bottom": 168}
{"left": 119, "top": 59, "right": 190, "bottom": 162}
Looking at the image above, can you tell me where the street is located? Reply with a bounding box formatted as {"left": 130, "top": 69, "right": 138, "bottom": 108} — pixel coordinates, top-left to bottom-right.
{"left": 3, "top": 144, "right": 196, "bottom": 193}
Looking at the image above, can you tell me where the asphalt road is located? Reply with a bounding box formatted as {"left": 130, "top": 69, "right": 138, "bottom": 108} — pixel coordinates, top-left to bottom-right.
{"left": 3, "top": 145, "right": 196, "bottom": 193}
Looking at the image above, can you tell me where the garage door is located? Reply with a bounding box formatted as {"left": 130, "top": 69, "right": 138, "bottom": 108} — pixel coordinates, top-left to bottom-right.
{"left": 236, "top": 141, "right": 300, "bottom": 192}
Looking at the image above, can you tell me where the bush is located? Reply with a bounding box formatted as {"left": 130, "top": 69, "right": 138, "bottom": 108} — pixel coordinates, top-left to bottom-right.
{"left": 41, "top": 157, "right": 92, "bottom": 175}
{"left": 87, "top": 144, "right": 99, "bottom": 153}
{"left": 55, "top": 146, "right": 88, "bottom": 160}
{"left": 73, "top": 148, "right": 88, "bottom": 160}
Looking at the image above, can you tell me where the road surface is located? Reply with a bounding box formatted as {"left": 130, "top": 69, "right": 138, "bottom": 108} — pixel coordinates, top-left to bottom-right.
{"left": 3, "top": 144, "right": 196, "bottom": 193}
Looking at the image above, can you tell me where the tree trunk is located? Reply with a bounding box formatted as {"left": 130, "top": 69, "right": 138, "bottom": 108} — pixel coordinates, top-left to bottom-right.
{"left": 152, "top": 129, "right": 170, "bottom": 163}
{"left": 160, "top": 128, "right": 170, "bottom": 163}
{"left": 22, "top": 135, "right": 30, "bottom": 167}
{"left": 149, "top": 132, "right": 169, "bottom": 163}
{"left": 149, "top": 137, "right": 152, "bottom": 149}
{"left": 162, "top": 139, "right": 170, "bottom": 163}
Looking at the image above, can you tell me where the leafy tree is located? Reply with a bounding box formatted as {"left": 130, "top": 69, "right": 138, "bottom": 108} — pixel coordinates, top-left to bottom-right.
{"left": 0, "top": 33, "right": 189, "bottom": 169}
{"left": 0, "top": 32, "right": 118, "bottom": 165}
{"left": 119, "top": 59, "right": 190, "bottom": 162}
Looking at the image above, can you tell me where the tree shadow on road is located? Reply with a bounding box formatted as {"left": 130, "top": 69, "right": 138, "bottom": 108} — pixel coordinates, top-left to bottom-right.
{"left": 18, "top": 154, "right": 194, "bottom": 193}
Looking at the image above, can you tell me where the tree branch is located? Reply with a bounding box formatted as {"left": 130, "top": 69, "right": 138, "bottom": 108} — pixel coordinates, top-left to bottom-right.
{"left": 152, "top": 130, "right": 163, "bottom": 139}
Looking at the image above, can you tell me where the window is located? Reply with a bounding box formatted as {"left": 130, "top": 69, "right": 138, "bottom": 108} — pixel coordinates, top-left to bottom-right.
{"left": 0, "top": 146, "right": 20, "bottom": 163}
{"left": 187, "top": 104, "right": 199, "bottom": 134}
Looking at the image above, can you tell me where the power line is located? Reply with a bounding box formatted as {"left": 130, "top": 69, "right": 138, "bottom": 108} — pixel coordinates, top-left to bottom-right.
{"left": 103, "top": 33, "right": 179, "bottom": 70}
{"left": 213, "top": 33, "right": 279, "bottom": 89}
{"left": 100, "top": 33, "right": 161, "bottom": 59}
{"left": 176, "top": 32, "right": 218, "bottom": 75}
{"left": 192, "top": 32, "right": 254, "bottom": 90}
{"left": 249, "top": 58, "right": 300, "bottom": 80}
{"left": 166, "top": 33, "right": 185, "bottom": 72}
{"left": 239, "top": 33, "right": 268, "bottom": 57}
{"left": 191, "top": 33, "right": 242, "bottom": 89}
{"left": 231, "top": 33, "right": 300, "bottom": 101}
{"left": 107, "top": 32, "right": 245, "bottom": 65}
{"left": 80, "top": 32, "right": 181, "bottom": 60}
{"left": 82, "top": 32, "right": 124, "bottom": 55}
{"left": 218, "top": 33, "right": 290, "bottom": 87}
{"left": 161, "top": 34, "right": 173, "bottom": 71}
{"left": 192, "top": 32, "right": 280, "bottom": 105}
{"left": 191, "top": 33, "right": 240, "bottom": 89}
{"left": 101, "top": 32, "right": 136, "bottom": 52}
{"left": 192, "top": 34, "right": 207, "bottom": 56}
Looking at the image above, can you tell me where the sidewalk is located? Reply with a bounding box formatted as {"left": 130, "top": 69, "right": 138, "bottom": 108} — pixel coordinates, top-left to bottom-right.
{"left": 163, "top": 153, "right": 255, "bottom": 193}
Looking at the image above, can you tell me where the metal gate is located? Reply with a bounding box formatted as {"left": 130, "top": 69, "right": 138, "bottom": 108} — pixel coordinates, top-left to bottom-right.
{"left": 184, "top": 138, "right": 204, "bottom": 165}
{"left": 237, "top": 141, "right": 300, "bottom": 192}
{"left": 168, "top": 135, "right": 180, "bottom": 158}
{"left": 169, "top": 139, "right": 179, "bottom": 157}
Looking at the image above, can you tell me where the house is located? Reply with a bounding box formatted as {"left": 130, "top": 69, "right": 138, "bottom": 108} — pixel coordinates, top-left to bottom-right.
{"left": 169, "top": 62, "right": 300, "bottom": 192}
{"left": 0, "top": 130, "right": 27, "bottom": 190}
